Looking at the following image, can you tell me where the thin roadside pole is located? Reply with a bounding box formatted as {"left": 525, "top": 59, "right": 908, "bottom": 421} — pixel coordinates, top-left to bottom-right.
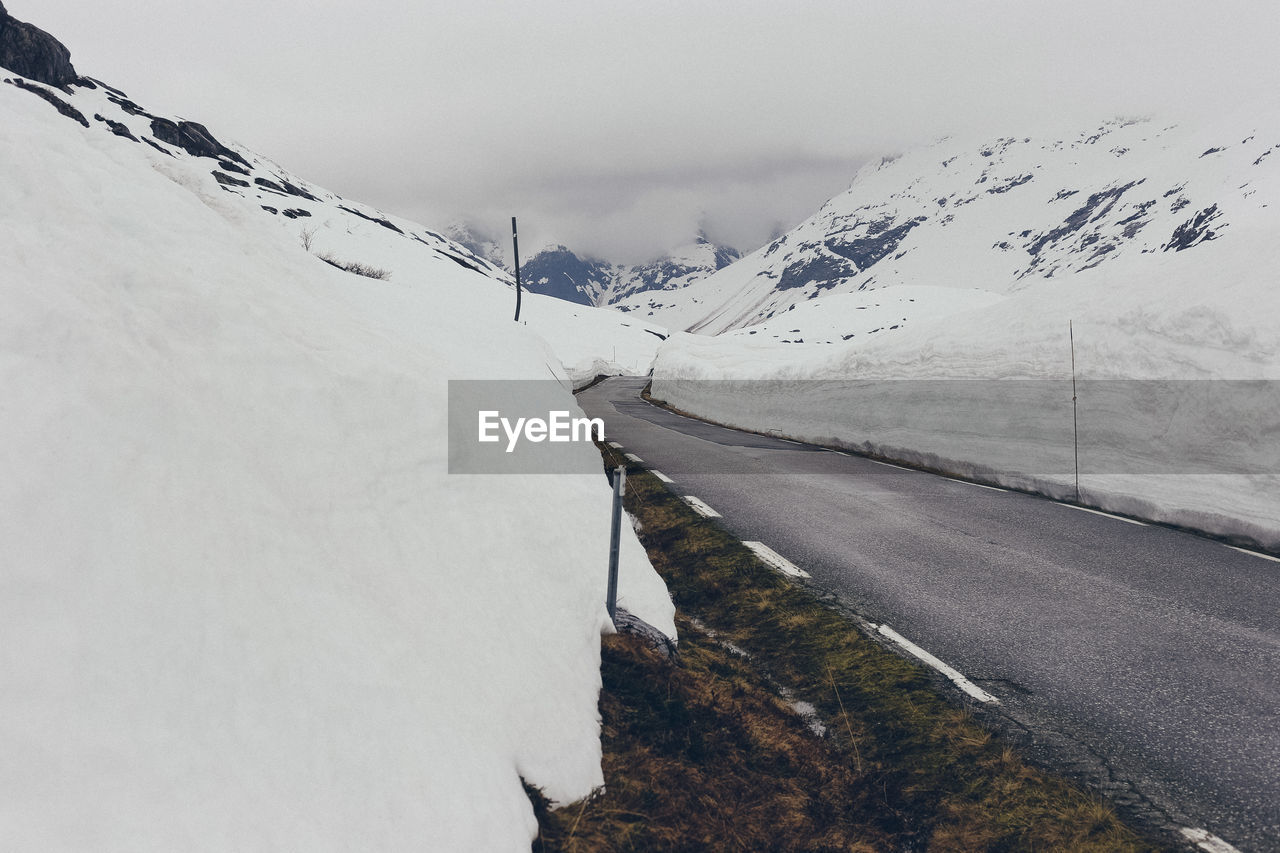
{"left": 1070, "top": 320, "right": 1080, "bottom": 502}
{"left": 511, "top": 216, "right": 522, "bottom": 322}
{"left": 606, "top": 465, "right": 625, "bottom": 624}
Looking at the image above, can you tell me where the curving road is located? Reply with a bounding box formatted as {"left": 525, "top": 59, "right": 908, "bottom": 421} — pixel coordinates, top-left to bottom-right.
{"left": 577, "top": 377, "right": 1280, "bottom": 853}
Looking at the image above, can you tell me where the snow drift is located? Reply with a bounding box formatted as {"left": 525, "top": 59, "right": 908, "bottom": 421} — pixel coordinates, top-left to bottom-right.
{"left": 0, "top": 52, "right": 672, "bottom": 852}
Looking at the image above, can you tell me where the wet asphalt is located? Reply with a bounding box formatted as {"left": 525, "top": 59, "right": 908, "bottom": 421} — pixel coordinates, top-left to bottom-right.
{"left": 577, "top": 377, "right": 1280, "bottom": 852}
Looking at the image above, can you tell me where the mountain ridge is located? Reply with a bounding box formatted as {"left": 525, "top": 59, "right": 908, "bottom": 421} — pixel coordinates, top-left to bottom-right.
{"left": 619, "top": 117, "right": 1278, "bottom": 339}
{"left": 512, "top": 231, "right": 742, "bottom": 308}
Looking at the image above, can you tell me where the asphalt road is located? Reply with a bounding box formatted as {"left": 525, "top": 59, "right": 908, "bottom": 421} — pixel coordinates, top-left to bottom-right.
{"left": 577, "top": 376, "right": 1280, "bottom": 853}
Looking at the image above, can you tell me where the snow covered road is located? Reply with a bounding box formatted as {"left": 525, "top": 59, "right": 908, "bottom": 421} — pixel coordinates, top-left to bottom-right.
{"left": 577, "top": 377, "right": 1279, "bottom": 853}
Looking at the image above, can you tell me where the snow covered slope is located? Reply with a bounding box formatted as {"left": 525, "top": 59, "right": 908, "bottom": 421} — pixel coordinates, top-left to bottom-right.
{"left": 651, "top": 115, "right": 1280, "bottom": 549}
{"left": 636, "top": 117, "right": 1276, "bottom": 337}
{"left": 0, "top": 16, "right": 673, "bottom": 851}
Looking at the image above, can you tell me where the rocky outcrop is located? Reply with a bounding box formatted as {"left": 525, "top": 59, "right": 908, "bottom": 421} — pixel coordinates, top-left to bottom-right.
{"left": 150, "top": 118, "right": 251, "bottom": 167}
{"left": 0, "top": 1, "right": 80, "bottom": 89}
{"left": 4, "top": 77, "right": 87, "bottom": 126}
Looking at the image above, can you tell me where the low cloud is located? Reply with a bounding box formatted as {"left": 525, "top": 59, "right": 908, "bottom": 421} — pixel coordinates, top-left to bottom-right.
{"left": 19, "top": 0, "right": 1280, "bottom": 262}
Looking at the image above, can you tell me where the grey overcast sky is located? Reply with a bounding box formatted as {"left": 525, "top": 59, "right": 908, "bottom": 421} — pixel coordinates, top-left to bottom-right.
{"left": 13, "top": 0, "right": 1280, "bottom": 263}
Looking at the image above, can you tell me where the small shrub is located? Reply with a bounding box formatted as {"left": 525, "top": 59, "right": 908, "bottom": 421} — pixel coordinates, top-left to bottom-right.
{"left": 315, "top": 252, "right": 391, "bottom": 280}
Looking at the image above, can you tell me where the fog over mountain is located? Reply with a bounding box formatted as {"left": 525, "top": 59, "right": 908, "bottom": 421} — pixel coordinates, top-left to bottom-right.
{"left": 15, "top": 0, "right": 1280, "bottom": 263}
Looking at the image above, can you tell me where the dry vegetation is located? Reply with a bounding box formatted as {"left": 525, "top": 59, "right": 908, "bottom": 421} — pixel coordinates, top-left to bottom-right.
{"left": 530, "top": 446, "right": 1167, "bottom": 852}
{"left": 315, "top": 251, "right": 391, "bottom": 280}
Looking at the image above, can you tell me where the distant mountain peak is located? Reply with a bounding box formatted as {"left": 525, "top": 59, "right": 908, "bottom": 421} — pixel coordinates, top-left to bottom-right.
{"left": 518, "top": 233, "right": 741, "bottom": 309}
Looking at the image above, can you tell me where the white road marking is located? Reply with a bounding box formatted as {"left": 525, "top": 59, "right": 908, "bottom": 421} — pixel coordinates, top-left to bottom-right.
{"left": 944, "top": 477, "right": 1007, "bottom": 492}
{"left": 876, "top": 625, "right": 999, "bottom": 704}
{"left": 869, "top": 459, "right": 913, "bottom": 471}
{"left": 1180, "top": 827, "right": 1243, "bottom": 853}
{"left": 682, "top": 496, "right": 721, "bottom": 518}
{"left": 743, "top": 541, "right": 811, "bottom": 579}
{"left": 1059, "top": 503, "right": 1147, "bottom": 526}
{"left": 624, "top": 453, "right": 644, "bottom": 463}
{"left": 1225, "top": 545, "right": 1280, "bottom": 563}
{"left": 651, "top": 470, "right": 674, "bottom": 483}
{"left": 606, "top": 441, "right": 623, "bottom": 449}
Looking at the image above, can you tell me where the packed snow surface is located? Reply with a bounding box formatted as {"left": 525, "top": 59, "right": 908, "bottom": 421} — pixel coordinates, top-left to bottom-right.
{"left": 0, "top": 78, "right": 672, "bottom": 851}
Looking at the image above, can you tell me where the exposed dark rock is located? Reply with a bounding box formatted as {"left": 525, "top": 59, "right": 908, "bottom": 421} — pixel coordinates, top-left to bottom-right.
{"left": 93, "top": 113, "right": 138, "bottom": 141}
{"left": 150, "top": 117, "right": 250, "bottom": 167}
{"left": 211, "top": 170, "right": 249, "bottom": 188}
{"left": 1163, "top": 204, "right": 1224, "bottom": 252}
{"left": 777, "top": 249, "right": 854, "bottom": 291}
{"left": 255, "top": 176, "right": 319, "bottom": 201}
{"left": 337, "top": 204, "right": 402, "bottom": 232}
{"left": 410, "top": 235, "right": 491, "bottom": 275}
{"left": 512, "top": 245, "right": 601, "bottom": 303}
{"left": 437, "top": 249, "right": 484, "bottom": 273}
{"left": 281, "top": 208, "right": 312, "bottom": 219}
{"left": 106, "top": 93, "right": 154, "bottom": 118}
{"left": 1199, "top": 147, "right": 1224, "bottom": 158}
{"left": 987, "top": 174, "right": 1034, "bottom": 194}
{"left": 85, "top": 76, "right": 127, "bottom": 97}
{"left": 142, "top": 137, "right": 174, "bottom": 157}
{"left": 5, "top": 77, "right": 87, "bottom": 126}
{"left": 824, "top": 216, "right": 925, "bottom": 272}
{"left": 1116, "top": 200, "right": 1156, "bottom": 239}
{"left": 0, "top": 3, "right": 79, "bottom": 89}
{"left": 217, "top": 159, "right": 249, "bottom": 175}
{"left": 1025, "top": 181, "right": 1141, "bottom": 259}
{"left": 261, "top": 206, "right": 278, "bottom": 214}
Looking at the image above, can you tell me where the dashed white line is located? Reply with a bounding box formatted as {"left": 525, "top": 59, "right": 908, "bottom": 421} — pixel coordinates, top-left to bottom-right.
{"left": 868, "top": 458, "right": 913, "bottom": 471}
{"left": 651, "top": 470, "right": 674, "bottom": 483}
{"left": 876, "top": 625, "right": 999, "bottom": 704}
{"left": 1225, "top": 545, "right": 1280, "bottom": 563}
{"left": 682, "top": 496, "right": 721, "bottom": 518}
{"left": 1059, "top": 503, "right": 1147, "bottom": 526}
{"left": 944, "top": 477, "right": 1007, "bottom": 493}
{"left": 1180, "top": 827, "right": 1243, "bottom": 853}
{"left": 743, "top": 541, "right": 811, "bottom": 579}
{"left": 624, "top": 453, "right": 644, "bottom": 464}
{"left": 606, "top": 441, "right": 623, "bottom": 449}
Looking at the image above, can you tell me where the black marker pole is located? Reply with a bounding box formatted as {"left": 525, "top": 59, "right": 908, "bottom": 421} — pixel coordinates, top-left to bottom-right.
{"left": 512, "top": 216, "right": 522, "bottom": 322}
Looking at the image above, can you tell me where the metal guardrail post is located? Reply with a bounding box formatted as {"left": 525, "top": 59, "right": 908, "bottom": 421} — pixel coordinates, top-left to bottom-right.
{"left": 607, "top": 465, "right": 625, "bottom": 623}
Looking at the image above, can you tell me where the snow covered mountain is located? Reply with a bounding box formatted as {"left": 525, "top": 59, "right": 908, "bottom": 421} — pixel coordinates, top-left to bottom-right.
{"left": 518, "top": 232, "right": 740, "bottom": 308}
{"left": 647, "top": 114, "right": 1280, "bottom": 549}
{"left": 0, "top": 6, "right": 673, "bottom": 851}
{"left": 519, "top": 243, "right": 617, "bottom": 305}
{"left": 630, "top": 118, "right": 1276, "bottom": 339}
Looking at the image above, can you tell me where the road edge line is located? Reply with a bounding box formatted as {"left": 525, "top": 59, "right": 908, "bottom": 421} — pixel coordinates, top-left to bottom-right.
{"left": 876, "top": 624, "right": 999, "bottom": 704}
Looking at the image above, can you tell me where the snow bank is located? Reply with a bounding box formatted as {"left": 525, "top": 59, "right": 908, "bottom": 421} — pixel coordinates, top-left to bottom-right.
{"left": 652, "top": 190, "right": 1280, "bottom": 550}
{"left": 0, "top": 83, "right": 672, "bottom": 851}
